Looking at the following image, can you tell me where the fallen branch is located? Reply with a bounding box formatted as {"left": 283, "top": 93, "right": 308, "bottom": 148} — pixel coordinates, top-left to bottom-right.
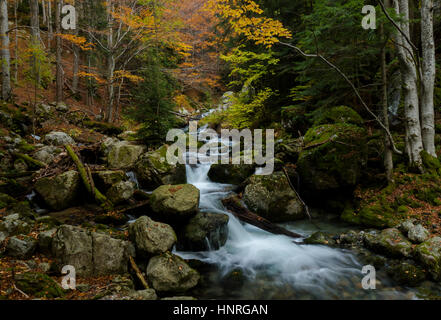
{"left": 129, "top": 256, "right": 149, "bottom": 289}
{"left": 65, "top": 144, "right": 113, "bottom": 210}
{"left": 12, "top": 153, "right": 46, "bottom": 168}
{"left": 222, "top": 195, "right": 303, "bottom": 239}
{"left": 282, "top": 167, "right": 311, "bottom": 221}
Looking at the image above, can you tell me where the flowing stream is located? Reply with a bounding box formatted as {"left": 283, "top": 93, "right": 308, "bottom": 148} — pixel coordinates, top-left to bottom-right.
{"left": 174, "top": 123, "right": 417, "bottom": 300}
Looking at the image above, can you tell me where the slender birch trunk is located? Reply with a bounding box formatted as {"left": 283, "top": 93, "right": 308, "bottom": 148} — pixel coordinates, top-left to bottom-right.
{"left": 30, "top": 0, "right": 40, "bottom": 86}
{"left": 421, "top": 0, "right": 436, "bottom": 157}
{"left": 55, "top": 0, "right": 63, "bottom": 102}
{"left": 105, "top": 0, "right": 115, "bottom": 123}
{"left": 0, "top": 0, "right": 11, "bottom": 100}
{"left": 72, "top": 0, "right": 79, "bottom": 96}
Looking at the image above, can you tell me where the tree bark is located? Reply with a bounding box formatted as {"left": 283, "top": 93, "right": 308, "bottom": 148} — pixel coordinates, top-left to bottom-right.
{"left": 30, "top": 0, "right": 40, "bottom": 86}
{"left": 105, "top": 0, "right": 115, "bottom": 123}
{"left": 393, "top": 0, "right": 424, "bottom": 169}
{"left": 72, "top": 0, "right": 79, "bottom": 96}
{"left": 421, "top": 0, "right": 436, "bottom": 157}
{"left": 55, "top": 0, "right": 63, "bottom": 102}
{"left": 0, "top": 0, "right": 11, "bottom": 100}
{"left": 47, "top": 0, "right": 52, "bottom": 51}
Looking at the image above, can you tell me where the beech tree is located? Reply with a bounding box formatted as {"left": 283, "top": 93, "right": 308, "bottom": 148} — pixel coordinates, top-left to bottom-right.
{"left": 0, "top": 0, "right": 11, "bottom": 100}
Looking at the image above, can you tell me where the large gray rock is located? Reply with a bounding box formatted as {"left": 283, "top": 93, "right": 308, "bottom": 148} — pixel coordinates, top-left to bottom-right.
{"left": 179, "top": 212, "right": 229, "bottom": 251}
{"left": 150, "top": 184, "right": 200, "bottom": 220}
{"left": 38, "top": 228, "right": 57, "bottom": 254}
{"left": 415, "top": 237, "right": 441, "bottom": 281}
{"left": 129, "top": 216, "right": 176, "bottom": 256}
{"left": 33, "top": 146, "right": 62, "bottom": 165}
{"left": 107, "top": 141, "right": 144, "bottom": 169}
{"left": 146, "top": 252, "right": 200, "bottom": 293}
{"left": 0, "top": 213, "right": 30, "bottom": 236}
{"left": 6, "top": 236, "right": 37, "bottom": 259}
{"left": 44, "top": 131, "right": 75, "bottom": 146}
{"left": 35, "top": 170, "right": 81, "bottom": 211}
{"left": 364, "top": 228, "right": 413, "bottom": 258}
{"left": 106, "top": 180, "right": 135, "bottom": 205}
{"left": 52, "top": 225, "right": 133, "bottom": 276}
{"left": 134, "top": 145, "right": 186, "bottom": 190}
{"left": 243, "top": 172, "right": 305, "bottom": 222}
{"left": 128, "top": 289, "right": 158, "bottom": 300}
{"left": 408, "top": 224, "right": 430, "bottom": 244}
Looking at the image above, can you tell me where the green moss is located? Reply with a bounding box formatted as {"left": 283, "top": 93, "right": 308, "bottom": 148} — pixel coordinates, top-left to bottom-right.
{"left": 15, "top": 272, "right": 65, "bottom": 298}
{"left": 309, "top": 106, "right": 364, "bottom": 126}
{"left": 421, "top": 150, "right": 441, "bottom": 172}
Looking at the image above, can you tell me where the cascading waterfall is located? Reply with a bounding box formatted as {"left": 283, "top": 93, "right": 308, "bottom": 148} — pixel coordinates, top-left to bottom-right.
{"left": 174, "top": 123, "right": 416, "bottom": 300}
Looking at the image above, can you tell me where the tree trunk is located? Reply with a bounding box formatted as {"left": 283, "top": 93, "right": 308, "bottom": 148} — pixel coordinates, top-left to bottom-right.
{"left": 0, "top": 0, "right": 11, "bottom": 100}
{"left": 393, "top": 0, "right": 424, "bottom": 169}
{"left": 72, "top": 0, "right": 79, "bottom": 96}
{"left": 421, "top": 0, "right": 436, "bottom": 157}
{"left": 30, "top": 0, "right": 40, "bottom": 86}
{"left": 55, "top": 0, "right": 63, "bottom": 102}
{"left": 47, "top": 0, "right": 52, "bottom": 51}
{"left": 105, "top": 0, "right": 115, "bottom": 123}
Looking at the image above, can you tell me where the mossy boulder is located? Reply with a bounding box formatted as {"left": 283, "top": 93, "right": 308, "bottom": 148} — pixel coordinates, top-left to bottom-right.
{"left": 150, "top": 184, "right": 200, "bottom": 220}
{"left": 178, "top": 212, "right": 229, "bottom": 251}
{"left": 35, "top": 170, "right": 81, "bottom": 211}
{"left": 415, "top": 237, "right": 441, "bottom": 281}
{"left": 341, "top": 202, "right": 399, "bottom": 228}
{"left": 363, "top": 228, "right": 413, "bottom": 258}
{"left": 33, "top": 146, "right": 62, "bottom": 165}
{"left": 386, "top": 262, "right": 426, "bottom": 287}
{"left": 134, "top": 145, "right": 186, "bottom": 190}
{"left": 304, "top": 231, "right": 336, "bottom": 246}
{"left": 207, "top": 164, "right": 255, "bottom": 185}
{"left": 146, "top": 252, "right": 200, "bottom": 293}
{"left": 310, "top": 106, "right": 364, "bottom": 127}
{"left": 106, "top": 180, "right": 135, "bottom": 205}
{"left": 44, "top": 131, "right": 75, "bottom": 146}
{"left": 0, "top": 213, "right": 31, "bottom": 236}
{"left": 93, "top": 170, "right": 126, "bottom": 191}
{"left": 6, "top": 236, "right": 37, "bottom": 259}
{"left": 129, "top": 216, "right": 177, "bottom": 256}
{"left": 242, "top": 172, "right": 305, "bottom": 222}
{"left": 107, "top": 141, "right": 144, "bottom": 169}
{"left": 297, "top": 123, "right": 367, "bottom": 192}
{"left": 15, "top": 272, "right": 64, "bottom": 298}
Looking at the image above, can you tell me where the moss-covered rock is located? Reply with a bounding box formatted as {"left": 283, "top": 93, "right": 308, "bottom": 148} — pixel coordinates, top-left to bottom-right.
{"left": 0, "top": 192, "right": 17, "bottom": 209}
{"left": 207, "top": 163, "right": 255, "bottom": 185}
{"left": 178, "top": 212, "right": 229, "bottom": 251}
{"left": 107, "top": 141, "right": 144, "bottom": 169}
{"left": 310, "top": 106, "right": 364, "bottom": 127}
{"left": 146, "top": 252, "right": 200, "bottom": 293}
{"left": 106, "top": 181, "right": 135, "bottom": 205}
{"left": 415, "top": 237, "right": 441, "bottom": 281}
{"left": 304, "top": 231, "right": 336, "bottom": 245}
{"left": 297, "top": 123, "right": 367, "bottom": 192}
{"left": 150, "top": 184, "right": 200, "bottom": 221}
{"left": 35, "top": 170, "right": 81, "bottom": 211}
{"left": 134, "top": 145, "right": 186, "bottom": 190}
{"left": 15, "top": 272, "right": 65, "bottom": 298}
{"left": 363, "top": 228, "right": 413, "bottom": 258}
{"left": 386, "top": 262, "right": 426, "bottom": 287}
{"left": 93, "top": 170, "right": 126, "bottom": 191}
{"left": 242, "top": 172, "right": 305, "bottom": 222}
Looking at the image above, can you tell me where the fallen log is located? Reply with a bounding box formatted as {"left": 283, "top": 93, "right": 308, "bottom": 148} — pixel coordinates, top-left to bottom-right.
{"left": 12, "top": 153, "right": 46, "bottom": 168}
{"left": 65, "top": 144, "right": 113, "bottom": 210}
{"left": 221, "top": 195, "right": 303, "bottom": 239}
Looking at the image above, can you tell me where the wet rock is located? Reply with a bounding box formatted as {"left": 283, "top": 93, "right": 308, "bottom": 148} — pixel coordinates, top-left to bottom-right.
{"left": 35, "top": 170, "right": 81, "bottom": 211}
{"left": 93, "top": 170, "right": 125, "bottom": 191}
{"left": 386, "top": 262, "right": 426, "bottom": 287}
{"left": 6, "top": 236, "right": 37, "bottom": 259}
{"left": 0, "top": 213, "right": 30, "bottom": 236}
{"left": 146, "top": 252, "right": 200, "bottom": 293}
{"left": 33, "top": 146, "right": 62, "bottom": 165}
{"left": 150, "top": 184, "right": 200, "bottom": 220}
{"left": 415, "top": 237, "right": 441, "bottom": 281}
{"left": 178, "top": 212, "right": 229, "bottom": 251}
{"left": 364, "top": 228, "right": 413, "bottom": 258}
{"left": 339, "top": 230, "right": 363, "bottom": 245}
{"left": 15, "top": 272, "right": 64, "bottom": 298}
{"left": 129, "top": 216, "right": 176, "bottom": 256}
{"left": 128, "top": 289, "right": 158, "bottom": 300}
{"left": 106, "top": 180, "right": 135, "bottom": 205}
{"left": 134, "top": 145, "right": 186, "bottom": 190}
{"left": 408, "top": 224, "right": 430, "bottom": 244}
{"left": 107, "top": 141, "right": 144, "bottom": 169}
{"left": 304, "top": 231, "right": 336, "bottom": 246}
{"left": 44, "top": 131, "right": 75, "bottom": 146}
{"left": 52, "top": 225, "right": 133, "bottom": 276}
{"left": 297, "top": 123, "right": 367, "bottom": 192}
{"left": 243, "top": 172, "right": 305, "bottom": 222}
{"left": 208, "top": 164, "right": 255, "bottom": 185}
